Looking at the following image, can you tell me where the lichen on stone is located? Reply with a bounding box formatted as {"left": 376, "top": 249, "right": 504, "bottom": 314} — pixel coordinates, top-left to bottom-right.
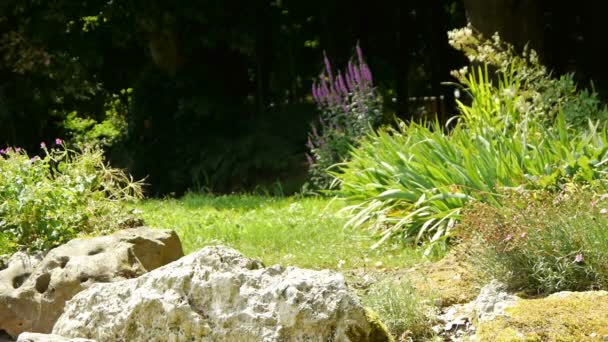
{"left": 476, "top": 291, "right": 608, "bottom": 341}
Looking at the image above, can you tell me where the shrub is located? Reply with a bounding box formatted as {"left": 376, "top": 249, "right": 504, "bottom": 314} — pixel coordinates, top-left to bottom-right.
{"left": 331, "top": 28, "right": 608, "bottom": 249}
{"left": 62, "top": 89, "right": 130, "bottom": 149}
{"left": 362, "top": 278, "right": 437, "bottom": 340}
{"left": 305, "top": 44, "right": 382, "bottom": 191}
{"left": 461, "top": 188, "right": 608, "bottom": 295}
{"left": 0, "top": 142, "right": 143, "bottom": 254}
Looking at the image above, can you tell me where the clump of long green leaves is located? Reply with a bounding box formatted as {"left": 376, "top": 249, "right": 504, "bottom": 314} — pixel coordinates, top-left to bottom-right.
{"left": 331, "top": 29, "right": 608, "bottom": 249}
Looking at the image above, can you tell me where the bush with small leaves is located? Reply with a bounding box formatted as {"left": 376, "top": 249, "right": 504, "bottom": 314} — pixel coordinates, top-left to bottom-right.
{"left": 0, "top": 141, "right": 143, "bottom": 253}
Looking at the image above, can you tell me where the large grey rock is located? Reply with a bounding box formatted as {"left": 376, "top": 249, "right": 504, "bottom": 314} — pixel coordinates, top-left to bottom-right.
{"left": 16, "top": 333, "right": 95, "bottom": 342}
{"left": 53, "top": 246, "right": 390, "bottom": 342}
{"left": 0, "top": 227, "right": 183, "bottom": 338}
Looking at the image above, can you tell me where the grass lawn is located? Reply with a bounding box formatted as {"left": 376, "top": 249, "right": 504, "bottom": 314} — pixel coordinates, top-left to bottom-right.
{"left": 136, "top": 193, "right": 427, "bottom": 270}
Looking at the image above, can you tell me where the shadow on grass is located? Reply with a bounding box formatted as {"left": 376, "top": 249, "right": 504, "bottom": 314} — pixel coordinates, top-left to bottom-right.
{"left": 177, "top": 193, "right": 291, "bottom": 211}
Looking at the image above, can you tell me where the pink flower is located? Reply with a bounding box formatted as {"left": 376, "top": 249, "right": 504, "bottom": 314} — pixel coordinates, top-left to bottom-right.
{"left": 575, "top": 253, "right": 584, "bottom": 263}
{"left": 55, "top": 138, "right": 62, "bottom": 145}
{"left": 504, "top": 234, "right": 513, "bottom": 242}
{"left": 14, "top": 147, "right": 21, "bottom": 152}
{"left": 40, "top": 142, "right": 46, "bottom": 149}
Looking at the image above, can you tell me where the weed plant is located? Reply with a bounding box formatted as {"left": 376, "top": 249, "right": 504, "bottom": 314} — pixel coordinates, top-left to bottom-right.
{"left": 461, "top": 188, "right": 608, "bottom": 295}
{"left": 363, "top": 278, "right": 438, "bottom": 340}
{"left": 0, "top": 142, "right": 143, "bottom": 253}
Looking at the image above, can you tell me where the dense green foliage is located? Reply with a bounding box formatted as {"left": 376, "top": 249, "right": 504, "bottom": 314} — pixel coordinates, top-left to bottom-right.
{"left": 331, "top": 29, "right": 608, "bottom": 248}
{"left": 0, "top": 144, "right": 143, "bottom": 254}
{"left": 463, "top": 189, "right": 608, "bottom": 295}
{"left": 0, "top": 0, "right": 468, "bottom": 194}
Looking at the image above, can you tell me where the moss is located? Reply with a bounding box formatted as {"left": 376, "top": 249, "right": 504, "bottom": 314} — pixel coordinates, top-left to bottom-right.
{"left": 347, "top": 308, "right": 394, "bottom": 342}
{"left": 406, "top": 245, "right": 479, "bottom": 307}
{"left": 477, "top": 291, "right": 608, "bottom": 341}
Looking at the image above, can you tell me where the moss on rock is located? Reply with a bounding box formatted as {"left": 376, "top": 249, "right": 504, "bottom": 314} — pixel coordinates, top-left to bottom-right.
{"left": 353, "top": 308, "right": 395, "bottom": 342}
{"left": 476, "top": 291, "right": 608, "bottom": 341}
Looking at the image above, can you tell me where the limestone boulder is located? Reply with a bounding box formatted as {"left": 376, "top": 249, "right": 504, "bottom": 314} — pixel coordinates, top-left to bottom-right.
{"left": 16, "top": 332, "right": 96, "bottom": 342}
{"left": 0, "top": 227, "right": 183, "bottom": 338}
{"left": 53, "top": 246, "right": 391, "bottom": 342}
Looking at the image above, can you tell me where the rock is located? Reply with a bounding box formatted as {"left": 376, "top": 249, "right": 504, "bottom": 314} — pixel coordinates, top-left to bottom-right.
{"left": 53, "top": 246, "right": 391, "bottom": 342}
{"left": 435, "top": 280, "right": 517, "bottom": 341}
{"left": 473, "top": 280, "right": 518, "bottom": 322}
{"left": 16, "top": 333, "right": 95, "bottom": 342}
{"left": 0, "top": 227, "right": 183, "bottom": 338}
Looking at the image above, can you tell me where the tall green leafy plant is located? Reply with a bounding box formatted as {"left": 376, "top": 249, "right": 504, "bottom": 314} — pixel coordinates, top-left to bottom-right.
{"left": 331, "top": 28, "right": 608, "bottom": 249}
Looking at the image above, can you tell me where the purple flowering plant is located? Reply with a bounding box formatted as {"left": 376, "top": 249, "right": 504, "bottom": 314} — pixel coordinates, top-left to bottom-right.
{"left": 306, "top": 43, "right": 382, "bottom": 190}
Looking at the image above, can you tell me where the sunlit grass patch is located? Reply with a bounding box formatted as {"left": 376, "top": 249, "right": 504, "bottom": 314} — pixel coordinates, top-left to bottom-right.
{"left": 136, "top": 193, "right": 427, "bottom": 270}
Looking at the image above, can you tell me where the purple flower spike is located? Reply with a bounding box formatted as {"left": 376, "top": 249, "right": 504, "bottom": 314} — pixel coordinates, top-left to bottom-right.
{"left": 356, "top": 43, "right": 364, "bottom": 65}
{"left": 306, "top": 137, "right": 315, "bottom": 150}
{"left": 361, "top": 63, "right": 373, "bottom": 84}
{"left": 312, "top": 83, "right": 319, "bottom": 103}
{"left": 348, "top": 61, "right": 356, "bottom": 83}
{"left": 321, "top": 79, "right": 330, "bottom": 103}
{"left": 0, "top": 148, "right": 5, "bottom": 155}
{"left": 353, "top": 64, "right": 362, "bottom": 86}
{"left": 345, "top": 73, "right": 354, "bottom": 92}
{"left": 323, "top": 51, "right": 334, "bottom": 82}
{"left": 338, "top": 74, "right": 348, "bottom": 95}
{"left": 306, "top": 153, "right": 315, "bottom": 166}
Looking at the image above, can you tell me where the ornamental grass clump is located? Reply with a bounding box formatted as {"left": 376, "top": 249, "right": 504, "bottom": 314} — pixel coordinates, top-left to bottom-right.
{"left": 330, "top": 27, "right": 608, "bottom": 249}
{"left": 0, "top": 141, "right": 143, "bottom": 254}
{"left": 305, "top": 44, "right": 382, "bottom": 191}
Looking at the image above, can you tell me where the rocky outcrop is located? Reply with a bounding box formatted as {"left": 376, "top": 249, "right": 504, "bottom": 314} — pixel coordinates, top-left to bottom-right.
{"left": 437, "top": 281, "right": 608, "bottom": 341}
{"left": 53, "top": 246, "right": 391, "bottom": 342}
{"left": 0, "top": 227, "right": 183, "bottom": 338}
{"left": 476, "top": 290, "right": 608, "bottom": 341}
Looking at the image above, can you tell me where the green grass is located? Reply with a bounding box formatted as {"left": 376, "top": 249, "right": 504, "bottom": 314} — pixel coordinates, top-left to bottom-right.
{"left": 136, "top": 193, "right": 427, "bottom": 270}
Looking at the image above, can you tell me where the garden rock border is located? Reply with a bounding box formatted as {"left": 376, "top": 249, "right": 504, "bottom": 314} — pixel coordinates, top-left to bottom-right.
{"left": 0, "top": 227, "right": 183, "bottom": 338}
